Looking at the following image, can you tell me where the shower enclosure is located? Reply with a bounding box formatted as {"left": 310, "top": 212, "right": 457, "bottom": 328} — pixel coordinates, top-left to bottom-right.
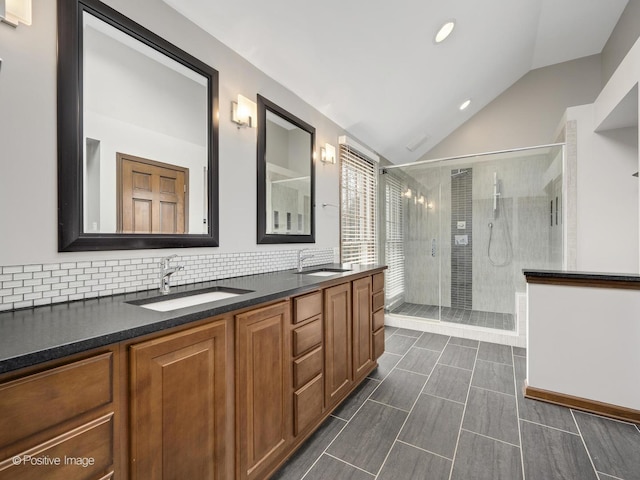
{"left": 380, "top": 144, "right": 564, "bottom": 333}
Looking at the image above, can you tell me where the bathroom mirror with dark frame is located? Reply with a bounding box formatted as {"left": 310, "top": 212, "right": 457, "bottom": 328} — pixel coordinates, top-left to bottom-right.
{"left": 57, "top": 0, "right": 219, "bottom": 251}
{"left": 257, "top": 95, "right": 316, "bottom": 244}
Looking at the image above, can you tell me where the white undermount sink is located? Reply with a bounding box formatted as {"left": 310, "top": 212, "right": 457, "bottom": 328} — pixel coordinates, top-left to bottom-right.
{"left": 304, "top": 271, "right": 344, "bottom": 277}
{"left": 130, "top": 287, "right": 253, "bottom": 312}
{"left": 297, "top": 267, "right": 351, "bottom": 277}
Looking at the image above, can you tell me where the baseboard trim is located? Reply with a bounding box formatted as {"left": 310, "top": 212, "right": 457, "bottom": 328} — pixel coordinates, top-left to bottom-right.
{"left": 524, "top": 383, "right": 640, "bottom": 424}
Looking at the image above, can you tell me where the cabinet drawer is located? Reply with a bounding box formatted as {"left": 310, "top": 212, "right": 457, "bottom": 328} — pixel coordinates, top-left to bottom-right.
{"left": 293, "top": 291, "right": 322, "bottom": 324}
{"left": 372, "top": 291, "right": 385, "bottom": 312}
{"left": 292, "top": 317, "right": 322, "bottom": 356}
{"left": 373, "top": 309, "right": 385, "bottom": 331}
{"left": 373, "top": 328, "right": 385, "bottom": 360}
{"left": 293, "top": 375, "right": 323, "bottom": 436}
{"left": 0, "top": 414, "right": 114, "bottom": 480}
{"left": 0, "top": 352, "right": 113, "bottom": 449}
{"left": 372, "top": 273, "right": 384, "bottom": 293}
{"left": 293, "top": 346, "right": 323, "bottom": 389}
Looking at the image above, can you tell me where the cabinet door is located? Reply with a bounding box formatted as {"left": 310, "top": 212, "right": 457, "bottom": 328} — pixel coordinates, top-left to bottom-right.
{"left": 130, "top": 319, "right": 232, "bottom": 480}
{"left": 352, "top": 277, "right": 374, "bottom": 381}
{"left": 236, "top": 302, "right": 291, "bottom": 480}
{"left": 324, "top": 283, "right": 352, "bottom": 407}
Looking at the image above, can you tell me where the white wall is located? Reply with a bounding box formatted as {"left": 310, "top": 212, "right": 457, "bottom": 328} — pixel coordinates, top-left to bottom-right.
{"left": 422, "top": 55, "right": 603, "bottom": 160}
{"left": 569, "top": 104, "right": 638, "bottom": 273}
{"left": 566, "top": 33, "right": 640, "bottom": 274}
{"left": 601, "top": 0, "right": 640, "bottom": 86}
{"left": 527, "top": 282, "right": 640, "bottom": 411}
{"left": 0, "top": 0, "right": 362, "bottom": 266}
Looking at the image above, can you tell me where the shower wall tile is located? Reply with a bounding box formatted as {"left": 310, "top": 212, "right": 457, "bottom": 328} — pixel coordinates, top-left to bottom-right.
{"left": 471, "top": 156, "right": 560, "bottom": 317}
{"left": 451, "top": 169, "right": 472, "bottom": 310}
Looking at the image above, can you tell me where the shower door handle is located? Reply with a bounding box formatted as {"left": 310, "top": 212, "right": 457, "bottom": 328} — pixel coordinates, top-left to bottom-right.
{"left": 431, "top": 238, "right": 437, "bottom": 257}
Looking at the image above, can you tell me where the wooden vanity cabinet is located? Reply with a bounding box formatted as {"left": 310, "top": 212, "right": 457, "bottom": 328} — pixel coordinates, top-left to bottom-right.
{"left": 129, "top": 317, "right": 233, "bottom": 480}
{"left": 0, "top": 347, "right": 120, "bottom": 480}
{"left": 235, "top": 301, "right": 292, "bottom": 480}
{"left": 323, "top": 282, "right": 353, "bottom": 409}
{"left": 372, "top": 272, "right": 385, "bottom": 360}
{"left": 352, "top": 276, "right": 374, "bottom": 381}
{"left": 291, "top": 291, "right": 324, "bottom": 437}
{"left": 0, "top": 268, "right": 385, "bottom": 480}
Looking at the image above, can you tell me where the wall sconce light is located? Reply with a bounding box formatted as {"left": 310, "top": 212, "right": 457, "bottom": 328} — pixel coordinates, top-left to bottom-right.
{"left": 403, "top": 188, "right": 412, "bottom": 198}
{"left": 427, "top": 202, "right": 434, "bottom": 210}
{"left": 320, "top": 143, "right": 336, "bottom": 164}
{"left": 0, "top": 0, "right": 32, "bottom": 27}
{"left": 417, "top": 195, "right": 425, "bottom": 205}
{"left": 231, "top": 94, "right": 256, "bottom": 129}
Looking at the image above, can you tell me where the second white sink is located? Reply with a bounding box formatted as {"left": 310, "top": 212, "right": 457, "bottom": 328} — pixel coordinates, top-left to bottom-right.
{"left": 304, "top": 271, "right": 343, "bottom": 277}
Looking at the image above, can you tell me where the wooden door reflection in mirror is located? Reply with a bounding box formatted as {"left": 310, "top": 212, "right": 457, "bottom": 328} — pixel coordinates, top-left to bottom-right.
{"left": 116, "top": 153, "right": 188, "bottom": 234}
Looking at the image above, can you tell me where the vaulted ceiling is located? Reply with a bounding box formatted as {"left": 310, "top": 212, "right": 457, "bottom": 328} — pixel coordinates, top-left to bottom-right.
{"left": 162, "top": 0, "right": 628, "bottom": 164}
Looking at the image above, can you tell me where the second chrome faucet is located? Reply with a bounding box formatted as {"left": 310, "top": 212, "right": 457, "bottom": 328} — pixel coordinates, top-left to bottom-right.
{"left": 297, "top": 249, "right": 315, "bottom": 272}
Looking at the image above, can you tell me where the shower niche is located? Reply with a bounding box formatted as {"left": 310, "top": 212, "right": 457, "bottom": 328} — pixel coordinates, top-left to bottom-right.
{"left": 381, "top": 144, "right": 565, "bottom": 332}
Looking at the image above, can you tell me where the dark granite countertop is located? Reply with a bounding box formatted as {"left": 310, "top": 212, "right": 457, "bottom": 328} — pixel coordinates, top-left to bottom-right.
{"left": 523, "top": 269, "right": 640, "bottom": 283}
{"left": 0, "top": 263, "right": 385, "bottom": 374}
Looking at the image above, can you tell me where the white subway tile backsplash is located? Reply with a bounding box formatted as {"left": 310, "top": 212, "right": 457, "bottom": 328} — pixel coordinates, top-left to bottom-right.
{"left": 13, "top": 301, "right": 33, "bottom": 310}
{"left": 23, "top": 265, "right": 43, "bottom": 273}
{"left": 3, "top": 266, "right": 23, "bottom": 274}
{"left": 0, "top": 248, "right": 334, "bottom": 311}
{"left": 14, "top": 273, "right": 33, "bottom": 281}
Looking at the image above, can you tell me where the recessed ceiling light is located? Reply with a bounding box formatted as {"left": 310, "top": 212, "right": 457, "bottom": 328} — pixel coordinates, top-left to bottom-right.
{"left": 459, "top": 99, "right": 471, "bottom": 111}
{"left": 434, "top": 20, "right": 455, "bottom": 44}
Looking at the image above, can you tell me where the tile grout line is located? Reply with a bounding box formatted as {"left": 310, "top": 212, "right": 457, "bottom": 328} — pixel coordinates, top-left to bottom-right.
{"left": 596, "top": 471, "right": 625, "bottom": 480}
{"left": 512, "top": 347, "right": 526, "bottom": 480}
{"left": 372, "top": 332, "right": 452, "bottom": 479}
{"left": 433, "top": 361, "right": 474, "bottom": 372}
{"left": 395, "top": 439, "right": 454, "bottom": 462}
{"left": 447, "top": 335, "right": 480, "bottom": 480}
{"left": 367, "top": 398, "right": 411, "bottom": 413}
{"left": 570, "top": 409, "right": 602, "bottom": 480}
{"left": 470, "top": 384, "right": 516, "bottom": 397}
{"left": 322, "top": 452, "right": 376, "bottom": 477}
{"left": 459, "top": 427, "right": 521, "bottom": 449}
{"left": 393, "top": 366, "right": 430, "bottom": 377}
{"left": 411, "top": 344, "right": 453, "bottom": 354}
{"left": 419, "top": 391, "right": 466, "bottom": 406}
{"left": 519, "top": 417, "right": 581, "bottom": 436}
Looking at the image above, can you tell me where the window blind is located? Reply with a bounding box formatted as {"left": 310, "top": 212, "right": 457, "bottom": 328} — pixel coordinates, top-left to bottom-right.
{"left": 340, "top": 144, "right": 378, "bottom": 265}
{"left": 384, "top": 175, "right": 405, "bottom": 300}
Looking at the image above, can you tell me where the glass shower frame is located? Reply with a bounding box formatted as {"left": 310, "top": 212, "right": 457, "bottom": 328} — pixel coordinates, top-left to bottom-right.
{"left": 380, "top": 143, "right": 565, "bottom": 333}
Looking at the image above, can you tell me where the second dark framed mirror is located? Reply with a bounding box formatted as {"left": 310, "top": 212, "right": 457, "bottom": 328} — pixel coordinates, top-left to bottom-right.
{"left": 257, "top": 95, "right": 316, "bottom": 244}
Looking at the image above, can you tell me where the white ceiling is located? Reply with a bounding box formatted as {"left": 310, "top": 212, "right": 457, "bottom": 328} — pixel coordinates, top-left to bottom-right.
{"left": 162, "top": 0, "right": 627, "bottom": 164}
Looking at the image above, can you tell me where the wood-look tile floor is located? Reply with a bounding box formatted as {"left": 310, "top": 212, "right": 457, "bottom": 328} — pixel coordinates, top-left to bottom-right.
{"left": 273, "top": 327, "right": 640, "bottom": 480}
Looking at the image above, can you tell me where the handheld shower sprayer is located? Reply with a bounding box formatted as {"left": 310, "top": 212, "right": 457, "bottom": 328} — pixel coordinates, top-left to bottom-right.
{"left": 487, "top": 171, "right": 512, "bottom": 266}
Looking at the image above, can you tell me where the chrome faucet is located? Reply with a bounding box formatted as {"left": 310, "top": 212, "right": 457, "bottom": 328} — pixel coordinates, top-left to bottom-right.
{"left": 297, "top": 249, "right": 315, "bottom": 272}
{"left": 159, "top": 254, "right": 184, "bottom": 294}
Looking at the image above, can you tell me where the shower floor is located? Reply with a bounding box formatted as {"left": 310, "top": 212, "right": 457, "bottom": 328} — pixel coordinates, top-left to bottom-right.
{"left": 389, "top": 302, "right": 516, "bottom": 331}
